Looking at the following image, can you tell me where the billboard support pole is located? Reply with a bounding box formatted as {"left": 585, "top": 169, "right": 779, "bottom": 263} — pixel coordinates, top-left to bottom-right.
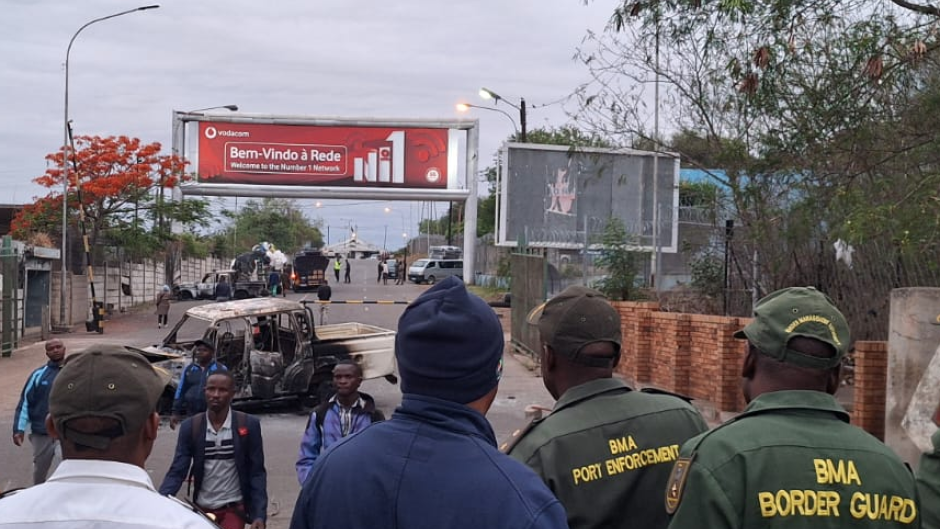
{"left": 463, "top": 122, "right": 480, "bottom": 285}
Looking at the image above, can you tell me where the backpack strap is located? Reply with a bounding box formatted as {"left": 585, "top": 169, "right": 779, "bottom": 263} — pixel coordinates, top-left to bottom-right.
{"left": 187, "top": 412, "right": 205, "bottom": 499}
{"left": 313, "top": 400, "right": 332, "bottom": 435}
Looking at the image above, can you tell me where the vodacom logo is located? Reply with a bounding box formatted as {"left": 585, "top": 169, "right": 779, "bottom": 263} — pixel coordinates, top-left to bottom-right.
{"left": 204, "top": 126, "right": 217, "bottom": 139}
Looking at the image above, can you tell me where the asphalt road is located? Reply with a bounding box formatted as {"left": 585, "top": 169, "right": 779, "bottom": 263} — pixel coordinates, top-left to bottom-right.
{"left": 0, "top": 262, "right": 554, "bottom": 528}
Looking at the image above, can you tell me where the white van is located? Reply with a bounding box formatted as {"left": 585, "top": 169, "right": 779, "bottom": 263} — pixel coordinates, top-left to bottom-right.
{"left": 408, "top": 259, "right": 464, "bottom": 284}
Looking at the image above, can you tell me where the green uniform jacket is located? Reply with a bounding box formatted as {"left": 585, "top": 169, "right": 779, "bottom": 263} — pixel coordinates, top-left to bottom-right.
{"left": 666, "top": 390, "right": 920, "bottom": 529}
{"left": 917, "top": 429, "right": 940, "bottom": 529}
{"left": 505, "top": 378, "right": 709, "bottom": 529}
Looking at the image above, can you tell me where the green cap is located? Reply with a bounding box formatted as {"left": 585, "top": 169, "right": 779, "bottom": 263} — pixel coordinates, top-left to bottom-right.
{"left": 50, "top": 344, "right": 167, "bottom": 450}
{"left": 735, "top": 287, "right": 850, "bottom": 369}
{"left": 526, "top": 286, "right": 621, "bottom": 368}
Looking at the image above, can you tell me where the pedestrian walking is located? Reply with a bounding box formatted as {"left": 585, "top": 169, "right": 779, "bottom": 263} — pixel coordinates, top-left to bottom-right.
{"left": 665, "top": 287, "right": 920, "bottom": 529}
{"left": 0, "top": 344, "right": 218, "bottom": 528}
{"left": 295, "top": 360, "right": 384, "bottom": 485}
{"left": 11, "top": 339, "right": 65, "bottom": 485}
{"left": 396, "top": 258, "right": 405, "bottom": 285}
{"left": 381, "top": 260, "right": 389, "bottom": 285}
{"left": 505, "top": 285, "right": 708, "bottom": 529}
{"left": 290, "top": 277, "right": 567, "bottom": 529}
{"left": 170, "top": 340, "right": 227, "bottom": 430}
{"left": 268, "top": 269, "right": 280, "bottom": 297}
{"left": 333, "top": 258, "right": 341, "bottom": 282}
{"left": 343, "top": 259, "right": 351, "bottom": 284}
{"left": 376, "top": 260, "right": 382, "bottom": 283}
{"left": 156, "top": 285, "right": 172, "bottom": 329}
{"left": 160, "top": 371, "right": 268, "bottom": 529}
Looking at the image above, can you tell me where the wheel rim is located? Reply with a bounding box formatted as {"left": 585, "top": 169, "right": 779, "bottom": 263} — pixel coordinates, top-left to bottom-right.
{"left": 428, "top": 276, "right": 435, "bottom": 285}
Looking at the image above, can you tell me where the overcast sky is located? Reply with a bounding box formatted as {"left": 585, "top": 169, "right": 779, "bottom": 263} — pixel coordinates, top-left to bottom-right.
{"left": 0, "top": 0, "right": 615, "bottom": 249}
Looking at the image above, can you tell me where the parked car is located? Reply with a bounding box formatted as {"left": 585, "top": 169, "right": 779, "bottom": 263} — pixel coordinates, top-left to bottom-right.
{"left": 408, "top": 259, "right": 463, "bottom": 285}
{"left": 140, "top": 298, "right": 397, "bottom": 410}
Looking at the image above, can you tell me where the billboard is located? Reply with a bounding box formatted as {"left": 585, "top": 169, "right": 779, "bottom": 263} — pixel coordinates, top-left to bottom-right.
{"left": 195, "top": 121, "right": 452, "bottom": 188}
{"left": 499, "top": 144, "right": 679, "bottom": 251}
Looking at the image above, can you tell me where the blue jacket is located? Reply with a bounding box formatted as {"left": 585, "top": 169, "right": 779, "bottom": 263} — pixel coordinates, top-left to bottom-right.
{"left": 295, "top": 393, "right": 384, "bottom": 484}
{"left": 159, "top": 410, "right": 268, "bottom": 523}
{"left": 13, "top": 361, "right": 61, "bottom": 435}
{"left": 171, "top": 361, "right": 226, "bottom": 415}
{"left": 290, "top": 394, "right": 568, "bottom": 529}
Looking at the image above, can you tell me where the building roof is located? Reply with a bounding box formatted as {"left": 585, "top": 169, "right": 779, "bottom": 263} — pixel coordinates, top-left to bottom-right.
{"left": 324, "top": 236, "right": 380, "bottom": 254}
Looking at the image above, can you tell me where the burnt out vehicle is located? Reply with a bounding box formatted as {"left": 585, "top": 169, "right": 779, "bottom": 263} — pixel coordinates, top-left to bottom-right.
{"left": 141, "top": 298, "right": 397, "bottom": 409}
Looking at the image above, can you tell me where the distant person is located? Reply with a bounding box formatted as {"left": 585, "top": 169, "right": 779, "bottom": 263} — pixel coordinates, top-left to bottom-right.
{"left": 170, "top": 340, "right": 227, "bottom": 430}
{"left": 0, "top": 345, "right": 217, "bottom": 528}
{"left": 918, "top": 427, "right": 940, "bottom": 529}
{"left": 376, "top": 260, "right": 382, "bottom": 283}
{"left": 290, "top": 276, "right": 567, "bottom": 529}
{"left": 381, "top": 260, "right": 389, "bottom": 285}
{"left": 665, "top": 287, "right": 920, "bottom": 529}
{"left": 295, "top": 360, "right": 384, "bottom": 485}
{"left": 156, "top": 285, "right": 172, "bottom": 329}
{"left": 160, "top": 371, "right": 268, "bottom": 529}
{"left": 396, "top": 258, "right": 406, "bottom": 285}
{"left": 505, "top": 286, "right": 708, "bottom": 529}
{"left": 317, "top": 279, "right": 332, "bottom": 301}
{"left": 343, "top": 259, "right": 351, "bottom": 284}
{"left": 215, "top": 276, "right": 232, "bottom": 302}
{"left": 11, "top": 339, "right": 65, "bottom": 485}
{"left": 268, "top": 270, "right": 280, "bottom": 297}
{"left": 333, "top": 258, "right": 341, "bottom": 282}
{"left": 280, "top": 265, "right": 292, "bottom": 297}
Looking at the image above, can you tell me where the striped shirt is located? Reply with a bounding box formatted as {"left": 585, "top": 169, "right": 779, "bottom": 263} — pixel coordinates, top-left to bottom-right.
{"left": 198, "top": 410, "right": 242, "bottom": 509}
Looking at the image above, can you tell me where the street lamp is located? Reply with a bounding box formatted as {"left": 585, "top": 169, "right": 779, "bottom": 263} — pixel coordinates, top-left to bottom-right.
{"left": 478, "top": 87, "right": 527, "bottom": 142}
{"left": 187, "top": 105, "right": 238, "bottom": 113}
{"left": 59, "top": 4, "right": 159, "bottom": 331}
{"left": 456, "top": 103, "right": 519, "bottom": 136}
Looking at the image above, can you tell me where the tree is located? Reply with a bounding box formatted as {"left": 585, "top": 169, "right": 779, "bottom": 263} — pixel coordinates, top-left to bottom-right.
{"left": 593, "top": 217, "right": 648, "bottom": 301}
{"left": 216, "top": 198, "right": 323, "bottom": 255}
{"left": 578, "top": 1, "right": 940, "bottom": 336}
{"left": 11, "top": 135, "right": 210, "bottom": 265}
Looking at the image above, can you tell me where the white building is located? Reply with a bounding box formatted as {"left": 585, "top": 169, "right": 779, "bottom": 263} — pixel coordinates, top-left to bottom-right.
{"left": 323, "top": 235, "right": 382, "bottom": 259}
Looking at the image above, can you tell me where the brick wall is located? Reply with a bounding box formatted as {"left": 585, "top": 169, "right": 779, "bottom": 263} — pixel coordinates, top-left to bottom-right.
{"left": 610, "top": 301, "right": 889, "bottom": 437}
{"left": 851, "top": 341, "right": 888, "bottom": 441}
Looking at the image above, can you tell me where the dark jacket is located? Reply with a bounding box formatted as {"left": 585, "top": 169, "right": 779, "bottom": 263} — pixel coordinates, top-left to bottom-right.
{"left": 290, "top": 394, "right": 567, "bottom": 529}
{"left": 295, "top": 393, "right": 384, "bottom": 484}
{"left": 159, "top": 410, "right": 268, "bottom": 523}
{"left": 13, "top": 362, "right": 61, "bottom": 435}
{"left": 215, "top": 281, "right": 232, "bottom": 300}
{"left": 171, "top": 361, "right": 226, "bottom": 416}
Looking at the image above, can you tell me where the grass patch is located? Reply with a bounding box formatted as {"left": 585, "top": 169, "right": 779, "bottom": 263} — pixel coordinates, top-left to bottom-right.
{"left": 468, "top": 285, "right": 509, "bottom": 302}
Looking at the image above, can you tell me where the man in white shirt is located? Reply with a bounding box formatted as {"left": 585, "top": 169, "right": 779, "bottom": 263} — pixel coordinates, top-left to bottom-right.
{"left": 0, "top": 344, "right": 216, "bottom": 529}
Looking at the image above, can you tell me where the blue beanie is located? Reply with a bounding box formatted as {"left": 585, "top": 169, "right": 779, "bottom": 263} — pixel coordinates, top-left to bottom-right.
{"left": 396, "top": 276, "right": 504, "bottom": 404}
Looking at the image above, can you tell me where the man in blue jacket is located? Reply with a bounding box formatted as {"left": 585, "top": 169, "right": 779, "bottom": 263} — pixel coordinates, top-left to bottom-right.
{"left": 290, "top": 276, "right": 568, "bottom": 529}
{"left": 170, "top": 339, "right": 226, "bottom": 430}
{"left": 12, "top": 339, "right": 66, "bottom": 484}
{"left": 295, "top": 359, "right": 384, "bottom": 485}
{"left": 160, "top": 371, "right": 267, "bottom": 529}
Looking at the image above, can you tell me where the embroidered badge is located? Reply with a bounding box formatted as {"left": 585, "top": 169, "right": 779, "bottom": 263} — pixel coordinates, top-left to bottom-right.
{"left": 665, "top": 456, "right": 693, "bottom": 514}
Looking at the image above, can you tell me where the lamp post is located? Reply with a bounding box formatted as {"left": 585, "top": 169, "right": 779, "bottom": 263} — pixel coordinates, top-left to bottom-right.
{"left": 478, "top": 87, "right": 527, "bottom": 142}
{"left": 59, "top": 4, "right": 159, "bottom": 331}
{"left": 456, "top": 103, "right": 519, "bottom": 136}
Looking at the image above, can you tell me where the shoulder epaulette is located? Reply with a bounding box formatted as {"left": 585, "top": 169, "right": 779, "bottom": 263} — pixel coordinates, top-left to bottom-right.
{"left": 500, "top": 415, "right": 544, "bottom": 454}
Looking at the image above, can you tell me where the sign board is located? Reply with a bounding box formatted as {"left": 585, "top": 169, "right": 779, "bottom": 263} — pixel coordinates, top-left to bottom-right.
{"left": 498, "top": 144, "right": 679, "bottom": 251}
{"left": 196, "top": 122, "right": 452, "bottom": 188}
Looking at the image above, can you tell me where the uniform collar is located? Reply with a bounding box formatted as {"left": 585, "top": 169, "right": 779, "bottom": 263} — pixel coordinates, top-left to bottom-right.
{"left": 553, "top": 378, "right": 630, "bottom": 413}
{"left": 740, "top": 390, "right": 850, "bottom": 422}
{"left": 47, "top": 459, "right": 156, "bottom": 490}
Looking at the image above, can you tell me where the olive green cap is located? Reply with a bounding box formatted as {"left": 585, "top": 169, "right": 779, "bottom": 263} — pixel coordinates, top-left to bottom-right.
{"left": 526, "top": 285, "right": 621, "bottom": 368}
{"left": 735, "top": 287, "right": 850, "bottom": 369}
{"left": 50, "top": 344, "right": 166, "bottom": 450}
